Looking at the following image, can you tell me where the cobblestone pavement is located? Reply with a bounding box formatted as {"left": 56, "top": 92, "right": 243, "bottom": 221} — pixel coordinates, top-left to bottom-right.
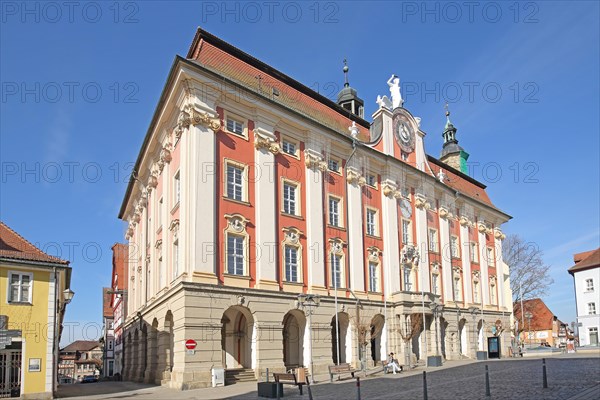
{"left": 230, "top": 357, "right": 600, "bottom": 400}
{"left": 56, "top": 354, "right": 600, "bottom": 400}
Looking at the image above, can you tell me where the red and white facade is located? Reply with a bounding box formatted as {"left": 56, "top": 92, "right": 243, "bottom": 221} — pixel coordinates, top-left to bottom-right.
{"left": 118, "top": 29, "right": 512, "bottom": 389}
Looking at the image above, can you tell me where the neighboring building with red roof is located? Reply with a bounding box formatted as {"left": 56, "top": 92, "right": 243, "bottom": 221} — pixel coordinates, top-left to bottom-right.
{"left": 116, "top": 28, "right": 512, "bottom": 388}
{"left": 568, "top": 248, "right": 600, "bottom": 346}
{"left": 109, "top": 243, "right": 128, "bottom": 377}
{"left": 58, "top": 340, "right": 102, "bottom": 383}
{"left": 513, "top": 298, "right": 568, "bottom": 347}
{"left": 1, "top": 221, "right": 73, "bottom": 397}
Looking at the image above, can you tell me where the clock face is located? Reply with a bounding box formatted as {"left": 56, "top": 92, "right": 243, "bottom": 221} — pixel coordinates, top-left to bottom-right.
{"left": 370, "top": 116, "right": 383, "bottom": 140}
{"left": 392, "top": 112, "right": 416, "bottom": 153}
{"left": 400, "top": 199, "right": 412, "bottom": 218}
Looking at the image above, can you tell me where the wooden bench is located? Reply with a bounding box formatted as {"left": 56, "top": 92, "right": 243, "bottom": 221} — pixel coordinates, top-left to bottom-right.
{"left": 272, "top": 372, "right": 306, "bottom": 395}
{"left": 328, "top": 363, "right": 358, "bottom": 382}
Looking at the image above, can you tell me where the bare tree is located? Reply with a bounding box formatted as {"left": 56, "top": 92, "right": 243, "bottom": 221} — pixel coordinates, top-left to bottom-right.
{"left": 502, "top": 234, "right": 553, "bottom": 302}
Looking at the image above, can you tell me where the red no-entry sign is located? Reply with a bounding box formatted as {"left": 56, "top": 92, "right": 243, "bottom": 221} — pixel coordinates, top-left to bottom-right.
{"left": 185, "top": 339, "right": 197, "bottom": 350}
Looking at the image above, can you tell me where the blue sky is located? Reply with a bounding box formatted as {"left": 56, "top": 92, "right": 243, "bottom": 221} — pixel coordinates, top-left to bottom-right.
{"left": 1, "top": 1, "right": 598, "bottom": 345}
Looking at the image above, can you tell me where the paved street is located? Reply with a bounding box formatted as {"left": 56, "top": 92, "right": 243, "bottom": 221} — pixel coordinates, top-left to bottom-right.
{"left": 56, "top": 354, "right": 600, "bottom": 400}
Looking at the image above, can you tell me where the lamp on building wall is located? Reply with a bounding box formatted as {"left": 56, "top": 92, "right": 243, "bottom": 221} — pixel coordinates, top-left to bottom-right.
{"left": 297, "top": 294, "right": 321, "bottom": 384}
{"left": 63, "top": 288, "right": 75, "bottom": 304}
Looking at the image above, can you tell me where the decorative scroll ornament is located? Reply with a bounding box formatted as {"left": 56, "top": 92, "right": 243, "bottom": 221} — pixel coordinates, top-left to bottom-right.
{"left": 155, "top": 239, "right": 163, "bottom": 250}
{"left": 346, "top": 167, "right": 366, "bottom": 186}
{"left": 139, "top": 189, "right": 148, "bottom": 208}
{"left": 225, "top": 214, "right": 249, "bottom": 233}
{"left": 489, "top": 275, "right": 497, "bottom": 285}
{"left": 282, "top": 227, "right": 303, "bottom": 244}
{"left": 158, "top": 143, "right": 173, "bottom": 170}
{"left": 169, "top": 219, "right": 180, "bottom": 240}
{"left": 414, "top": 193, "right": 430, "bottom": 210}
{"left": 459, "top": 216, "right": 470, "bottom": 227}
{"left": 137, "top": 265, "right": 143, "bottom": 273}
{"left": 254, "top": 134, "right": 280, "bottom": 154}
{"left": 431, "top": 262, "right": 440, "bottom": 274}
{"left": 305, "top": 149, "right": 327, "bottom": 171}
{"left": 329, "top": 237, "right": 346, "bottom": 255}
{"left": 367, "top": 246, "right": 381, "bottom": 262}
{"left": 382, "top": 180, "right": 401, "bottom": 198}
{"left": 494, "top": 228, "right": 504, "bottom": 239}
{"left": 149, "top": 163, "right": 161, "bottom": 189}
{"left": 125, "top": 224, "right": 135, "bottom": 240}
{"left": 401, "top": 245, "right": 420, "bottom": 265}
{"left": 183, "top": 103, "right": 221, "bottom": 131}
{"left": 438, "top": 207, "right": 449, "bottom": 219}
{"left": 472, "top": 270, "right": 480, "bottom": 280}
{"left": 477, "top": 222, "right": 487, "bottom": 233}
{"left": 452, "top": 265, "right": 462, "bottom": 278}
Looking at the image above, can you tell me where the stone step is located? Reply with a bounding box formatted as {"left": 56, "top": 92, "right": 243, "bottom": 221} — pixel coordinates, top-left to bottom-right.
{"left": 225, "top": 368, "right": 256, "bottom": 384}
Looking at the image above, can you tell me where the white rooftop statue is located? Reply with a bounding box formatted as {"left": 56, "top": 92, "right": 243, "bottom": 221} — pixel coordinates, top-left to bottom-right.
{"left": 387, "top": 74, "right": 404, "bottom": 109}
{"left": 376, "top": 95, "right": 392, "bottom": 110}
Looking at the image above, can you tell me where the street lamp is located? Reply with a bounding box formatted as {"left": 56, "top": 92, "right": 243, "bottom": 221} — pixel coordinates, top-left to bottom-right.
{"left": 524, "top": 311, "right": 533, "bottom": 348}
{"left": 468, "top": 306, "right": 480, "bottom": 358}
{"left": 297, "top": 294, "right": 321, "bottom": 384}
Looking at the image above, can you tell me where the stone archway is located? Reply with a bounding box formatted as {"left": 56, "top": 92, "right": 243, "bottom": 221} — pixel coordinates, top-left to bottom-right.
{"left": 282, "top": 310, "right": 306, "bottom": 369}
{"left": 369, "top": 314, "right": 385, "bottom": 364}
{"left": 331, "top": 312, "right": 350, "bottom": 365}
{"left": 222, "top": 306, "right": 254, "bottom": 369}
{"left": 145, "top": 318, "right": 159, "bottom": 383}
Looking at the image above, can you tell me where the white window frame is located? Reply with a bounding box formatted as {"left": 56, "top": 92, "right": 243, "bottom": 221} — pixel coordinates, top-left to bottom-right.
{"left": 173, "top": 239, "right": 180, "bottom": 279}
{"left": 490, "top": 283, "right": 496, "bottom": 304}
{"left": 470, "top": 242, "right": 479, "bottom": 263}
{"left": 173, "top": 171, "right": 181, "bottom": 206}
{"left": 224, "top": 111, "right": 247, "bottom": 139}
{"left": 431, "top": 273, "right": 439, "bottom": 295}
{"left": 224, "top": 160, "right": 247, "bottom": 202}
{"left": 7, "top": 271, "right": 33, "bottom": 303}
{"left": 328, "top": 196, "right": 343, "bottom": 227}
{"left": 401, "top": 219, "right": 412, "bottom": 245}
{"left": 284, "top": 245, "right": 300, "bottom": 283}
{"left": 403, "top": 266, "right": 412, "bottom": 291}
{"left": 453, "top": 275, "right": 462, "bottom": 301}
{"left": 366, "top": 173, "right": 377, "bottom": 188}
{"left": 486, "top": 247, "right": 495, "bottom": 266}
{"left": 450, "top": 236, "right": 460, "bottom": 258}
{"left": 327, "top": 156, "right": 341, "bottom": 174}
{"left": 428, "top": 228, "right": 438, "bottom": 253}
{"left": 366, "top": 208, "right": 378, "bottom": 237}
{"left": 331, "top": 253, "right": 344, "bottom": 289}
{"left": 473, "top": 280, "right": 480, "bottom": 303}
{"left": 281, "top": 137, "right": 300, "bottom": 158}
{"left": 585, "top": 278, "right": 594, "bottom": 292}
{"left": 282, "top": 180, "right": 300, "bottom": 216}
{"left": 368, "top": 262, "right": 379, "bottom": 292}
{"left": 226, "top": 233, "right": 246, "bottom": 276}
{"left": 588, "top": 302, "right": 597, "bottom": 315}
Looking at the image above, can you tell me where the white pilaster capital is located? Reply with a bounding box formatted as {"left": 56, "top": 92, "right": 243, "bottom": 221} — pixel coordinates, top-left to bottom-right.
{"left": 381, "top": 180, "right": 401, "bottom": 198}
{"left": 477, "top": 221, "right": 488, "bottom": 233}
{"left": 459, "top": 216, "right": 471, "bottom": 227}
{"left": 346, "top": 166, "right": 366, "bottom": 187}
{"left": 254, "top": 129, "right": 280, "bottom": 154}
{"left": 174, "top": 103, "right": 221, "bottom": 140}
{"left": 414, "top": 193, "right": 431, "bottom": 210}
{"left": 494, "top": 228, "right": 505, "bottom": 240}
{"left": 438, "top": 206, "right": 449, "bottom": 219}
{"left": 305, "top": 149, "right": 327, "bottom": 171}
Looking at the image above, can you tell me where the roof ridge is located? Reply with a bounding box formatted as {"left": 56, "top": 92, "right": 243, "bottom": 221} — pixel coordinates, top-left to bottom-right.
{"left": 0, "top": 221, "right": 69, "bottom": 264}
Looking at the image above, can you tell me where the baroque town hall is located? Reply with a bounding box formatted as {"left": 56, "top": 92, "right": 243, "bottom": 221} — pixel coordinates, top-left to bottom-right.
{"left": 117, "top": 28, "right": 512, "bottom": 389}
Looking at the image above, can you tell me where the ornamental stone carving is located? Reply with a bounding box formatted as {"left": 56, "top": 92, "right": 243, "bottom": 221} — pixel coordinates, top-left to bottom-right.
{"left": 159, "top": 143, "right": 173, "bottom": 167}
{"left": 329, "top": 237, "right": 346, "bottom": 255}
{"left": 125, "top": 224, "right": 134, "bottom": 240}
{"left": 494, "top": 228, "right": 504, "bottom": 239}
{"left": 414, "top": 193, "right": 430, "bottom": 210}
{"left": 346, "top": 167, "right": 366, "bottom": 186}
{"left": 367, "top": 246, "right": 381, "bottom": 262}
{"left": 305, "top": 149, "right": 327, "bottom": 171}
{"left": 155, "top": 239, "right": 163, "bottom": 250}
{"left": 477, "top": 222, "right": 487, "bottom": 233}
{"left": 459, "top": 216, "right": 470, "bottom": 227}
{"left": 401, "top": 244, "right": 420, "bottom": 265}
{"left": 225, "top": 214, "right": 249, "bottom": 233}
{"left": 282, "top": 227, "right": 303, "bottom": 244}
{"left": 439, "top": 207, "right": 449, "bottom": 219}
{"left": 169, "top": 219, "right": 180, "bottom": 239}
{"left": 174, "top": 103, "right": 221, "bottom": 140}
{"left": 254, "top": 134, "right": 280, "bottom": 154}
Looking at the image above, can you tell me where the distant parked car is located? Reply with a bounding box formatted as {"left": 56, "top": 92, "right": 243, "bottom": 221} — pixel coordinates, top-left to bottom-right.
{"left": 80, "top": 375, "right": 98, "bottom": 383}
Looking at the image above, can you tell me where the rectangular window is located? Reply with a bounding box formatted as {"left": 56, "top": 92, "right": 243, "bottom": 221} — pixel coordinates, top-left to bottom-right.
{"left": 588, "top": 302, "right": 597, "bottom": 315}
{"left": 227, "top": 234, "right": 245, "bottom": 275}
{"left": 226, "top": 163, "right": 244, "bottom": 201}
{"left": 586, "top": 278, "right": 594, "bottom": 291}
{"left": 282, "top": 140, "right": 297, "bottom": 156}
{"left": 174, "top": 171, "right": 181, "bottom": 205}
{"left": 226, "top": 117, "right": 244, "bottom": 136}
{"left": 490, "top": 285, "right": 496, "bottom": 304}
{"left": 173, "top": 240, "right": 179, "bottom": 278}
{"left": 487, "top": 247, "right": 495, "bottom": 266}
{"left": 473, "top": 281, "right": 479, "bottom": 303}
{"left": 431, "top": 274, "right": 439, "bottom": 295}
{"left": 401, "top": 219, "right": 412, "bottom": 245}
{"left": 366, "top": 174, "right": 376, "bottom": 187}
{"left": 283, "top": 182, "right": 297, "bottom": 215}
{"left": 329, "top": 197, "right": 340, "bottom": 227}
{"left": 428, "top": 228, "right": 438, "bottom": 252}
{"left": 470, "top": 242, "right": 479, "bottom": 263}
{"left": 403, "top": 267, "right": 412, "bottom": 291}
{"left": 366, "top": 209, "right": 377, "bottom": 236}
{"left": 328, "top": 158, "right": 339, "bottom": 173}
{"left": 331, "top": 254, "right": 343, "bottom": 288}
{"left": 453, "top": 277, "right": 461, "bottom": 301}
{"left": 8, "top": 272, "right": 32, "bottom": 303}
{"left": 450, "top": 236, "right": 460, "bottom": 258}
{"left": 285, "top": 246, "right": 299, "bottom": 283}
{"left": 369, "top": 262, "right": 378, "bottom": 292}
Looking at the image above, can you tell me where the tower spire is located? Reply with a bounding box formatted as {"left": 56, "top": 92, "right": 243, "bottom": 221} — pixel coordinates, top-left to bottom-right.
{"left": 440, "top": 103, "right": 470, "bottom": 174}
{"left": 343, "top": 58, "right": 349, "bottom": 88}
